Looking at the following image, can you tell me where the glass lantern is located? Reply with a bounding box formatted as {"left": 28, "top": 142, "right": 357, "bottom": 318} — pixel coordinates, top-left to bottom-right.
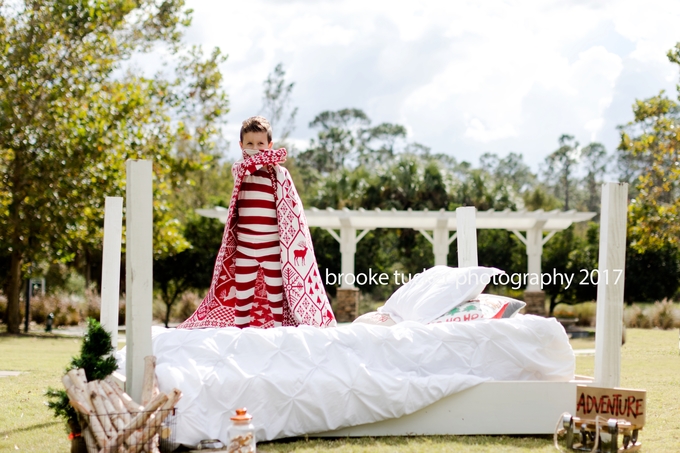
{"left": 227, "top": 407, "right": 256, "bottom": 453}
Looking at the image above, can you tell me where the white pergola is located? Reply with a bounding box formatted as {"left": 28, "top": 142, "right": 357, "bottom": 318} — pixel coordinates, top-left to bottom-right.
{"left": 197, "top": 206, "right": 596, "bottom": 292}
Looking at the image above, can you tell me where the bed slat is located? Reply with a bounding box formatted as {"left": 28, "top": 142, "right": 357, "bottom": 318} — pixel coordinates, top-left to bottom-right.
{"left": 456, "top": 206, "right": 478, "bottom": 267}
{"left": 125, "top": 159, "right": 154, "bottom": 403}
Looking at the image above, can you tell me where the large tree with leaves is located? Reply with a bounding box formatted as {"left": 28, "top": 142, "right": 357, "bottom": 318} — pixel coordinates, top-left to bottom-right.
{"left": 618, "top": 88, "right": 680, "bottom": 250}
{"left": 0, "top": 1, "right": 228, "bottom": 333}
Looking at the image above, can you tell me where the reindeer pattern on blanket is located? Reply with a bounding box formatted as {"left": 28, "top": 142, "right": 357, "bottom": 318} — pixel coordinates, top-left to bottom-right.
{"left": 178, "top": 149, "right": 337, "bottom": 329}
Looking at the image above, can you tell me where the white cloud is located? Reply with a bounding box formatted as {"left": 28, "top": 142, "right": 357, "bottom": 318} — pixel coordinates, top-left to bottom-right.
{"left": 464, "top": 116, "right": 517, "bottom": 143}
{"left": 175, "top": 0, "right": 680, "bottom": 168}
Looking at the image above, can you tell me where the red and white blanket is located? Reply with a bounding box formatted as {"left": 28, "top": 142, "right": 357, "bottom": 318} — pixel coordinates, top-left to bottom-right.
{"left": 178, "top": 149, "right": 336, "bottom": 329}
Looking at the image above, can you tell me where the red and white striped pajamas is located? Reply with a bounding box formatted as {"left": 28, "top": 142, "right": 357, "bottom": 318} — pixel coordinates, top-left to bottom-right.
{"left": 234, "top": 167, "right": 284, "bottom": 327}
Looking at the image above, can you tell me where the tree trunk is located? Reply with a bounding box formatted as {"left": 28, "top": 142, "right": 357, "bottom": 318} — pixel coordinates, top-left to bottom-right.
{"left": 84, "top": 248, "right": 91, "bottom": 289}
{"left": 7, "top": 249, "right": 23, "bottom": 334}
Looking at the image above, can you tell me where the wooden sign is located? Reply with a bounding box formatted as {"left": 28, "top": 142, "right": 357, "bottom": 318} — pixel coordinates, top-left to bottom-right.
{"left": 576, "top": 385, "right": 646, "bottom": 427}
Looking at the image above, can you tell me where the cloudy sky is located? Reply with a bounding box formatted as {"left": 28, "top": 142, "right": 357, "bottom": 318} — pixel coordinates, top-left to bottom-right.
{"left": 175, "top": 0, "right": 680, "bottom": 170}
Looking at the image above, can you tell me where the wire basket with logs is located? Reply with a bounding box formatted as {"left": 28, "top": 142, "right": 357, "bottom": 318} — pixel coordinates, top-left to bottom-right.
{"left": 62, "top": 356, "right": 182, "bottom": 453}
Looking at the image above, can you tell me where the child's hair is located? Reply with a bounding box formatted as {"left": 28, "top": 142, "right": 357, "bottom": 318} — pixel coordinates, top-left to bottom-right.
{"left": 240, "top": 116, "right": 273, "bottom": 143}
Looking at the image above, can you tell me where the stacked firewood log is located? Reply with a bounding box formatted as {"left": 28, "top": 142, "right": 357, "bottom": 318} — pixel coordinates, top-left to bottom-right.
{"left": 62, "top": 356, "right": 181, "bottom": 453}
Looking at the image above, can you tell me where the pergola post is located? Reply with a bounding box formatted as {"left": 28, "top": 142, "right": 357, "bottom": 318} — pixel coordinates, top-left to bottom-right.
{"left": 125, "top": 160, "right": 153, "bottom": 403}
{"left": 339, "top": 222, "right": 357, "bottom": 289}
{"left": 594, "top": 182, "right": 628, "bottom": 388}
{"left": 100, "top": 196, "right": 123, "bottom": 350}
{"left": 331, "top": 218, "right": 372, "bottom": 322}
{"left": 525, "top": 224, "right": 545, "bottom": 292}
{"left": 512, "top": 220, "right": 548, "bottom": 316}
{"left": 419, "top": 219, "right": 456, "bottom": 267}
{"left": 433, "top": 219, "right": 451, "bottom": 266}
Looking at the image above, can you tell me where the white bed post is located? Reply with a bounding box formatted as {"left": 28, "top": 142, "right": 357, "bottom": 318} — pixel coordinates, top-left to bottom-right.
{"left": 594, "top": 182, "right": 628, "bottom": 388}
{"left": 456, "top": 207, "right": 478, "bottom": 267}
{"left": 125, "top": 160, "right": 154, "bottom": 403}
{"left": 100, "top": 196, "right": 123, "bottom": 349}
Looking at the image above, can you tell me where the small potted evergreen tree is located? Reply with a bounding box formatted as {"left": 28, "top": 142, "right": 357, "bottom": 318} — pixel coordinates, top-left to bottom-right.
{"left": 46, "top": 318, "right": 118, "bottom": 453}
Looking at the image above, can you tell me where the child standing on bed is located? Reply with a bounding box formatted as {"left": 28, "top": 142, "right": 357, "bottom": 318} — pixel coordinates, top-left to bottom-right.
{"left": 178, "top": 116, "right": 337, "bottom": 329}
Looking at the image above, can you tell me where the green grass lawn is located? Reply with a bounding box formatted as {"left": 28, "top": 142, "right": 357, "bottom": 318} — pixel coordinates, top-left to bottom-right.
{"left": 0, "top": 335, "right": 81, "bottom": 453}
{"left": 1, "top": 329, "right": 678, "bottom": 452}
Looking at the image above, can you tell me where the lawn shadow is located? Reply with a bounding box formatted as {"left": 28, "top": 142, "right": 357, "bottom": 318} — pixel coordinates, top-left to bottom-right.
{"left": 0, "top": 420, "right": 62, "bottom": 437}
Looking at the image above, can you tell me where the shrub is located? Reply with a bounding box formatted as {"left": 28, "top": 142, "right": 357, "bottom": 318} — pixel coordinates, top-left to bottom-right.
{"left": 576, "top": 303, "right": 597, "bottom": 327}
{"left": 45, "top": 318, "right": 116, "bottom": 432}
{"left": 624, "top": 305, "right": 651, "bottom": 328}
{"left": 83, "top": 287, "right": 102, "bottom": 321}
{"left": 623, "top": 301, "right": 680, "bottom": 329}
{"left": 648, "top": 300, "right": 680, "bottom": 329}
{"left": 28, "top": 294, "right": 81, "bottom": 327}
{"left": 0, "top": 292, "right": 7, "bottom": 321}
{"left": 554, "top": 302, "right": 597, "bottom": 327}
{"left": 119, "top": 298, "right": 126, "bottom": 325}
{"left": 553, "top": 303, "right": 576, "bottom": 319}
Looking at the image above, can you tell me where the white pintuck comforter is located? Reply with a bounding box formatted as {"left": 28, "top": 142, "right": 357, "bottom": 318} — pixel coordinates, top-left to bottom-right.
{"left": 116, "top": 314, "right": 574, "bottom": 445}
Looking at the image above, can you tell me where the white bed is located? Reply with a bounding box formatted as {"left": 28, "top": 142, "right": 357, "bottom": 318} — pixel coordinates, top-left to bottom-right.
{"left": 116, "top": 314, "right": 574, "bottom": 444}
{"left": 103, "top": 164, "right": 628, "bottom": 444}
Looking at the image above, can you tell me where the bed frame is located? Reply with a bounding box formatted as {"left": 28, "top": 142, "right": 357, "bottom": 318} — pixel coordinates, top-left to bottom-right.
{"left": 101, "top": 159, "right": 628, "bottom": 436}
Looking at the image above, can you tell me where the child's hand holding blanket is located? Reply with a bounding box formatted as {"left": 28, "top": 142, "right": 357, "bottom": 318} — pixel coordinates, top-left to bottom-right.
{"left": 232, "top": 148, "right": 287, "bottom": 179}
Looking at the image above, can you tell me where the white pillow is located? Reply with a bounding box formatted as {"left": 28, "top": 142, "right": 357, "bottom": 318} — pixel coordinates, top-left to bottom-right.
{"left": 377, "top": 266, "right": 504, "bottom": 324}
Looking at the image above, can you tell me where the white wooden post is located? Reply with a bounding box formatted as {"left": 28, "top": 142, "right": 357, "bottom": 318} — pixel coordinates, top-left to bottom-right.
{"left": 419, "top": 220, "right": 456, "bottom": 267}
{"left": 525, "top": 221, "right": 546, "bottom": 291}
{"left": 340, "top": 222, "right": 357, "bottom": 289}
{"left": 594, "top": 182, "right": 628, "bottom": 388}
{"left": 432, "top": 219, "right": 450, "bottom": 266}
{"left": 324, "top": 224, "right": 371, "bottom": 289}
{"left": 125, "top": 160, "right": 153, "bottom": 403}
{"left": 456, "top": 207, "right": 478, "bottom": 267}
{"left": 100, "top": 197, "right": 123, "bottom": 349}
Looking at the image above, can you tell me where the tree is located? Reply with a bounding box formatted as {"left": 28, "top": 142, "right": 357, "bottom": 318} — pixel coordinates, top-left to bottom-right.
{"left": 624, "top": 242, "right": 680, "bottom": 303}
{"left": 154, "top": 215, "right": 225, "bottom": 326}
{"left": 543, "top": 134, "right": 581, "bottom": 210}
{"left": 478, "top": 152, "right": 536, "bottom": 210}
{"left": 0, "top": 1, "right": 228, "bottom": 333}
{"left": 359, "top": 122, "right": 408, "bottom": 167}
{"left": 542, "top": 226, "right": 584, "bottom": 314}
{"left": 580, "top": 143, "right": 608, "bottom": 214}
{"left": 301, "top": 108, "right": 371, "bottom": 173}
{"left": 261, "top": 63, "right": 298, "bottom": 146}
{"left": 619, "top": 90, "right": 680, "bottom": 252}
{"left": 613, "top": 43, "right": 680, "bottom": 299}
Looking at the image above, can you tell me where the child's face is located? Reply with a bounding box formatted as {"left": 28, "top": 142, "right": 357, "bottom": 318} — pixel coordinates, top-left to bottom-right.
{"left": 240, "top": 131, "right": 273, "bottom": 151}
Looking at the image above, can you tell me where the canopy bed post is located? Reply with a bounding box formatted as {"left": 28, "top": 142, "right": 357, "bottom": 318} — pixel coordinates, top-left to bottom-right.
{"left": 594, "top": 182, "right": 628, "bottom": 388}
{"left": 100, "top": 196, "right": 123, "bottom": 349}
{"left": 456, "top": 207, "right": 478, "bottom": 267}
{"left": 125, "top": 159, "right": 154, "bottom": 403}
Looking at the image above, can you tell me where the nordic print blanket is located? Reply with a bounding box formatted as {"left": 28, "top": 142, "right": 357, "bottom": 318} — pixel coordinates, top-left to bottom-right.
{"left": 177, "top": 148, "right": 337, "bottom": 329}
